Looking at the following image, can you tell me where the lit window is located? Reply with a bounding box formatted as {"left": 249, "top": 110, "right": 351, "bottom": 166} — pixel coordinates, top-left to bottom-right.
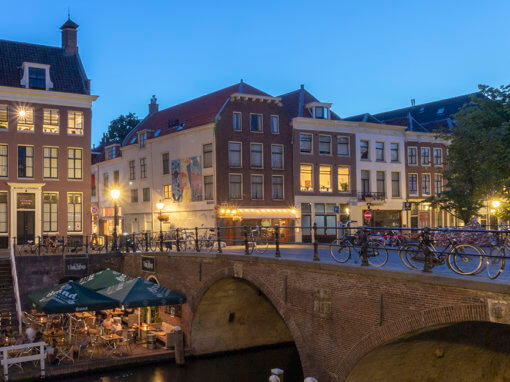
{"left": 18, "top": 145, "right": 34, "bottom": 178}
{"left": 319, "top": 165, "right": 332, "bottom": 192}
{"left": 300, "top": 134, "right": 312, "bottom": 154}
{"left": 228, "top": 142, "right": 242, "bottom": 167}
{"left": 337, "top": 167, "right": 350, "bottom": 192}
{"left": 229, "top": 174, "right": 242, "bottom": 199}
{"left": 0, "top": 145, "right": 7, "bottom": 177}
{"left": 250, "top": 143, "right": 263, "bottom": 168}
{"left": 250, "top": 113, "right": 263, "bottom": 132}
{"left": 68, "top": 148, "right": 83, "bottom": 180}
{"left": 43, "top": 193, "right": 58, "bottom": 233}
{"left": 0, "top": 106, "right": 7, "bottom": 130}
{"left": 300, "top": 164, "right": 313, "bottom": 191}
{"left": 68, "top": 111, "right": 84, "bottom": 135}
{"left": 43, "top": 109, "right": 59, "bottom": 133}
{"left": 271, "top": 145, "right": 283, "bottom": 169}
{"left": 0, "top": 193, "right": 7, "bottom": 233}
{"left": 251, "top": 175, "right": 263, "bottom": 199}
{"left": 319, "top": 135, "right": 331, "bottom": 155}
{"left": 67, "top": 193, "right": 82, "bottom": 232}
{"left": 337, "top": 137, "right": 349, "bottom": 156}
{"left": 270, "top": 115, "right": 279, "bottom": 134}
{"left": 233, "top": 112, "right": 242, "bottom": 131}
{"left": 43, "top": 147, "right": 58, "bottom": 179}
{"left": 360, "top": 140, "right": 369, "bottom": 160}
{"left": 376, "top": 142, "right": 384, "bottom": 161}
{"left": 164, "top": 185, "right": 171, "bottom": 199}
{"left": 17, "top": 107, "right": 34, "bottom": 131}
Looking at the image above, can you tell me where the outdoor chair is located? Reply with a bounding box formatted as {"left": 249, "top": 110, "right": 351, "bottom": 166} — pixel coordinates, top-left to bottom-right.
{"left": 116, "top": 335, "right": 133, "bottom": 356}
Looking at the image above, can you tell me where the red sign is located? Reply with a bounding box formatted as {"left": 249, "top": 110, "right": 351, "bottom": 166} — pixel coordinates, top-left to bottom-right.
{"left": 364, "top": 210, "right": 373, "bottom": 221}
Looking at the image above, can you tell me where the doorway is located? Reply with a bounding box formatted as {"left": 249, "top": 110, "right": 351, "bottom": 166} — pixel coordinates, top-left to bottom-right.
{"left": 17, "top": 211, "right": 35, "bottom": 243}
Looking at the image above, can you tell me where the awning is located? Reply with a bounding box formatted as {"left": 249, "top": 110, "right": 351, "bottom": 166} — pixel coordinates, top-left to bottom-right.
{"left": 219, "top": 207, "right": 298, "bottom": 220}
{"left": 78, "top": 269, "right": 134, "bottom": 291}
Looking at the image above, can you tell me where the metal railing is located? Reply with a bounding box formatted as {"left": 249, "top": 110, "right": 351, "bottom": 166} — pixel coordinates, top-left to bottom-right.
{"left": 1, "top": 341, "right": 46, "bottom": 381}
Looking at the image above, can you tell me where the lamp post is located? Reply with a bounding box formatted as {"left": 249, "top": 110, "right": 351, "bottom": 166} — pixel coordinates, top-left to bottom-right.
{"left": 111, "top": 189, "right": 120, "bottom": 252}
{"left": 157, "top": 201, "right": 164, "bottom": 252}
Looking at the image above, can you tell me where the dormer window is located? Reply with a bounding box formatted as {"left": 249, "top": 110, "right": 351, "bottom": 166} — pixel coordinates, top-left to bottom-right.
{"left": 306, "top": 101, "right": 332, "bottom": 120}
{"left": 138, "top": 131, "right": 147, "bottom": 148}
{"left": 106, "top": 145, "right": 120, "bottom": 160}
{"left": 29, "top": 68, "right": 46, "bottom": 89}
{"left": 20, "top": 62, "right": 53, "bottom": 91}
{"left": 314, "top": 106, "right": 328, "bottom": 119}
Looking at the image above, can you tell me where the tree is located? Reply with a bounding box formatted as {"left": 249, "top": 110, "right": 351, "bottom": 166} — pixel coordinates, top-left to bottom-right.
{"left": 429, "top": 85, "right": 510, "bottom": 224}
{"left": 100, "top": 112, "right": 140, "bottom": 145}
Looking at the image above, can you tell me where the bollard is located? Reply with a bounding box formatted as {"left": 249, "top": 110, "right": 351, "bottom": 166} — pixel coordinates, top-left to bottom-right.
{"left": 422, "top": 227, "right": 433, "bottom": 273}
{"left": 312, "top": 223, "right": 319, "bottom": 261}
{"left": 216, "top": 227, "right": 222, "bottom": 254}
{"left": 360, "top": 226, "right": 369, "bottom": 266}
{"left": 244, "top": 226, "right": 250, "bottom": 255}
{"left": 271, "top": 368, "right": 284, "bottom": 382}
{"left": 274, "top": 225, "right": 281, "bottom": 258}
{"left": 174, "top": 328, "right": 185, "bottom": 366}
{"left": 304, "top": 378, "right": 318, "bottom": 382}
{"left": 195, "top": 227, "right": 200, "bottom": 252}
{"left": 175, "top": 228, "right": 181, "bottom": 252}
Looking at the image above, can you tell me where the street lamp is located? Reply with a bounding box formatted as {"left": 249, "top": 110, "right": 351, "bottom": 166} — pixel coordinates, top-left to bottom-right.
{"left": 492, "top": 200, "right": 501, "bottom": 208}
{"left": 157, "top": 201, "right": 164, "bottom": 252}
{"left": 111, "top": 189, "right": 120, "bottom": 252}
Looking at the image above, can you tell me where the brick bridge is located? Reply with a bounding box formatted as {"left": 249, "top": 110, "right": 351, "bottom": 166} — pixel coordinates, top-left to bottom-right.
{"left": 16, "top": 252, "right": 510, "bottom": 381}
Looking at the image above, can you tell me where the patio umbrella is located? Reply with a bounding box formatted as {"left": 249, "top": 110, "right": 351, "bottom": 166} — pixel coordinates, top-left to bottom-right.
{"left": 28, "top": 281, "right": 119, "bottom": 314}
{"left": 78, "top": 268, "right": 134, "bottom": 291}
{"left": 97, "top": 277, "right": 186, "bottom": 309}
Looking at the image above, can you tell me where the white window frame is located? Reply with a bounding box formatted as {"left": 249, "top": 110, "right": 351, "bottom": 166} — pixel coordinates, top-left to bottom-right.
{"left": 228, "top": 141, "right": 242, "bottom": 168}
{"left": 390, "top": 142, "right": 399, "bottom": 163}
{"left": 43, "top": 192, "right": 59, "bottom": 233}
{"left": 300, "top": 163, "right": 313, "bottom": 192}
{"left": 43, "top": 108, "right": 60, "bottom": 134}
{"left": 319, "top": 165, "right": 332, "bottom": 193}
{"left": 249, "top": 113, "right": 263, "bottom": 133}
{"left": 271, "top": 144, "right": 284, "bottom": 170}
{"left": 67, "top": 192, "right": 83, "bottom": 233}
{"left": 233, "top": 112, "right": 242, "bottom": 131}
{"left": 229, "top": 173, "right": 243, "bottom": 200}
{"left": 0, "top": 144, "right": 7, "bottom": 177}
{"left": 270, "top": 115, "right": 279, "bottom": 134}
{"left": 337, "top": 136, "right": 350, "bottom": 157}
{"left": 422, "top": 173, "right": 431, "bottom": 195}
{"left": 391, "top": 172, "right": 401, "bottom": 198}
{"left": 68, "top": 147, "right": 83, "bottom": 180}
{"left": 250, "top": 143, "right": 263, "bottom": 169}
{"left": 433, "top": 148, "right": 443, "bottom": 167}
{"left": 271, "top": 175, "right": 284, "bottom": 200}
{"left": 337, "top": 166, "right": 350, "bottom": 193}
{"left": 360, "top": 140, "right": 370, "bottom": 160}
{"left": 67, "top": 111, "right": 84, "bottom": 136}
{"left": 17, "top": 145, "right": 34, "bottom": 178}
{"left": 375, "top": 141, "right": 385, "bottom": 162}
{"left": 421, "top": 147, "right": 431, "bottom": 166}
{"left": 408, "top": 173, "right": 418, "bottom": 195}
{"left": 43, "top": 146, "right": 59, "bottom": 180}
{"left": 250, "top": 174, "right": 264, "bottom": 200}
{"left": 319, "top": 135, "right": 332, "bottom": 156}
{"left": 299, "top": 133, "right": 313, "bottom": 154}
{"left": 408, "top": 147, "right": 418, "bottom": 166}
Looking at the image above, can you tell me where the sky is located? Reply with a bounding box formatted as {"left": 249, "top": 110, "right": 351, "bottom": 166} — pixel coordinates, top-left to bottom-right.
{"left": 1, "top": 0, "right": 509, "bottom": 145}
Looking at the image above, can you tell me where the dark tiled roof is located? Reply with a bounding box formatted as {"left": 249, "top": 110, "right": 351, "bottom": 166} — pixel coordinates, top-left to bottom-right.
{"left": 0, "top": 39, "right": 89, "bottom": 94}
{"left": 279, "top": 87, "right": 341, "bottom": 120}
{"left": 60, "top": 19, "right": 79, "bottom": 29}
{"left": 343, "top": 113, "right": 382, "bottom": 124}
{"left": 122, "top": 82, "right": 269, "bottom": 146}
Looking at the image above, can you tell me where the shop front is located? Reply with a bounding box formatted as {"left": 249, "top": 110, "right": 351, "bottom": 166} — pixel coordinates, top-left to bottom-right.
{"left": 98, "top": 206, "right": 123, "bottom": 236}
{"left": 364, "top": 209, "right": 401, "bottom": 228}
{"left": 300, "top": 202, "right": 350, "bottom": 243}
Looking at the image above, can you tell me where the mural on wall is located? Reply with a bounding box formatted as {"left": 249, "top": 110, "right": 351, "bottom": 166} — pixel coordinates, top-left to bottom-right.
{"left": 172, "top": 156, "right": 202, "bottom": 203}
{"left": 171, "top": 159, "right": 182, "bottom": 202}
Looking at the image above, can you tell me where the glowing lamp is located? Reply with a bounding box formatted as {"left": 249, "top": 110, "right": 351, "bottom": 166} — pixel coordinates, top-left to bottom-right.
{"left": 231, "top": 210, "right": 237, "bottom": 214}
{"left": 110, "top": 189, "right": 120, "bottom": 200}
{"left": 291, "top": 208, "right": 296, "bottom": 214}
{"left": 220, "top": 209, "right": 225, "bottom": 214}
{"left": 226, "top": 209, "right": 231, "bottom": 214}
{"left": 156, "top": 202, "right": 164, "bottom": 211}
{"left": 492, "top": 200, "right": 501, "bottom": 208}
{"left": 18, "top": 109, "right": 26, "bottom": 117}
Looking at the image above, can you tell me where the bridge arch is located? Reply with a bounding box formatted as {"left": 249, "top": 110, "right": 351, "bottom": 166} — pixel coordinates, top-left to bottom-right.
{"left": 337, "top": 303, "right": 489, "bottom": 380}
{"left": 189, "top": 269, "right": 308, "bottom": 373}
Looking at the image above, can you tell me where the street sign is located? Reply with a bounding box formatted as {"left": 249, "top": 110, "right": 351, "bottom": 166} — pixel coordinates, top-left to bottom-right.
{"left": 364, "top": 210, "right": 373, "bottom": 221}
{"left": 334, "top": 206, "right": 340, "bottom": 214}
{"left": 403, "top": 202, "right": 412, "bottom": 211}
{"left": 91, "top": 206, "right": 99, "bottom": 215}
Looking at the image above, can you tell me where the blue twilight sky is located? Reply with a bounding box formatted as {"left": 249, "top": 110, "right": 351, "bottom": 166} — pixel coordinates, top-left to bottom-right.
{"left": 1, "top": 0, "right": 509, "bottom": 145}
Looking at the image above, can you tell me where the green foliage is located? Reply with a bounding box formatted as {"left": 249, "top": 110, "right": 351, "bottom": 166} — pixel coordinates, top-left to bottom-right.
{"left": 428, "top": 85, "right": 510, "bottom": 223}
{"left": 100, "top": 112, "right": 140, "bottom": 145}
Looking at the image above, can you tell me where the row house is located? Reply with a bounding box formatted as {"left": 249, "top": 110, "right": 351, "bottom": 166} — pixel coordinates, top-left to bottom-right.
{"left": 0, "top": 19, "right": 96, "bottom": 247}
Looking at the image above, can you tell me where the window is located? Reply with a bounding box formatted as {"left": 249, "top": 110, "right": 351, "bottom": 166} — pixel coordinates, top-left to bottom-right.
{"left": 391, "top": 172, "right": 400, "bottom": 197}
{"left": 433, "top": 148, "right": 443, "bottom": 166}
{"left": 18, "top": 145, "right": 34, "bottom": 178}
{"left": 422, "top": 174, "right": 431, "bottom": 195}
{"left": 29, "top": 67, "right": 45, "bottom": 89}
{"left": 408, "top": 147, "right": 417, "bottom": 165}
{"left": 0, "top": 105, "right": 7, "bottom": 129}
{"left": 251, "top": 175, "right": 263, "bottom": 199}
{"left": 360, "top": 140, "right": 369, "bottom": 160}
{"left": 131, "top": 189, "right": 138, "bottom": 203}
{"left": 43, "top": 193, "right": 58, "bottom": 233}
{"left": 106, "top": 145, "right": 119, "bottom": 160}
{"left": 376, "top": 142, "right": 385, "bottom": 161}
{"left": 337, "top": 136, "right": 349, "bottom": 156}
{"left": 91, "top": 174, "right": 96, "bottom": 197}
{"left": 270, "top": 115, "right": 279, "bottom": 134}
{"left": 0, "top": 193, "right": 7, "bottom": 233}
{"left": 319, "top": 135, "right": 331, "bottom": 155}
{"left": 390, "top": 143, "right": 399, "bottom": 162}
{"left": 0, "top": 145, "right": 7, "bottom": 177}
{"left": 139, "top": 132, "right": 146, "bottom": 148}
{"left": 229, "top": 174, "right": 242, "bottom": 199}
{"left": 162, "top": 153, "right": 169, "bottom": 175}
{"left": 68, "top": 148, "right": 83, "bottom": 180}
{"left": 103, "top": 173, "right": 109, "bottom": 195}
{"left": 271, "top": 145, "right": 283, "bottom": 169}
{"left": 300, "top": 164, "right": 313, "bottom": 191}
{"left": 129, "top": 160, "right": 135, "bottom": 180}
{"left": 361, "top": 170, "right": 370, "bottom": 194}
{"left": 43, "top": 109, "right": 59, "bottom": 133}
{"left": 228, "top": 142, "right": 241, "bottom": 167}
{"left": 164, "top": 185, "right": 171, "bottom": 199}
{"left": 68, "top": 111, "right": 84, "bottom": 135}
{"left": 17, "top": 107, "right": 34, "bottom": 131}
{"left": 204, "top": 175, "right": 213, "bottom": 200}
{"left": 408, "top": 174, "right": 418, "bottom": 195}
{"left": 250, "top": 113, "right": 263, "bottom": 132}
{"left": 376, "top": 171, "right": 385, "bottom": 195}
{"left": 299, "top": 133, "right": 313, "bottom": 154}
{"left": 233, "top": 112, "right": 241, "bottom": 131}
{"left": 337, "top": 167, "right": 350, "bottom": 192}
{"left": 140, "top": 158, "right": 147, "bottom": 178}
{"left": 113, "top": 170, "right": 119, "bottom": 187}
{"left": 314, "top": 106, "right": 328, "bottom": 119}
{"left": 421, "top": 147, "right": 430, "bottom": 165}
{"left": 272, "top": 176, "right": 283, "bottom": 200}
{"left": 314, "top": 203, "right": 336, "bottom": 236}
{"left": 67, "top": 193, "right": 82, "bottom": 232}
{"left": 143, "top": 187, "right": 151, "bottom": 202}
{"left": 43, "top": 147, "right": 58, "bottom": 179}
{"left": 319, "top": 165, "right": 332, "bottom": 192}
{"left": 203, "top": 143, "right": 213, "bottom": 168}
{"left": 250, "top": 143, "right": 263, "bottom": 168}
{"left": 435, "top": 174, "right": 443, "bottom": 195}
{"left": 301, "top": 203, "right": 312, "bottom": 238}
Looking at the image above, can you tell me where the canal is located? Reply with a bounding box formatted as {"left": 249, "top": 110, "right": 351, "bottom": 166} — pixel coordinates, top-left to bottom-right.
{"left": 55, "top": 344, "right": 302, "bottom": 381}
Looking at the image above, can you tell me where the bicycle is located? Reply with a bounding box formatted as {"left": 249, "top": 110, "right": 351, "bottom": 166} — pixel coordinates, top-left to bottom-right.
{"left": 485, "top": 222, "right": 510, "bottom": 279}
{"left": 329, "top": 222, "right": 388, "bottom": 267}
{"left": 197, "top": 226, "right": 218, "bottom": 253}
{"left": 90, "top": 234, "right": 106, "bottom": 254}
{"left": 17, "top": 240, "right": 40, "bottom": 256}
{"left": 399, "top": 227, "right": 484, "bottom": 275}
{"left": 247, "top": 226, "right": 269, "bottom": 255}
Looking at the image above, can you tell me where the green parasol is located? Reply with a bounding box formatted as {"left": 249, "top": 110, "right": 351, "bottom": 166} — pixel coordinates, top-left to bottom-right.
{"left": 78, "top": 269, "right": 134, "bottom": 291}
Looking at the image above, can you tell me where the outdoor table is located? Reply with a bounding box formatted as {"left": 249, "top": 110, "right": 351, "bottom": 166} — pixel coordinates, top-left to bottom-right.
{"left": 74, "top": 312, "right": 94, "bottom": 319}
{"left": 100, "top": 334, "right": 122, "bottom": 351}
{"left": 56, "top": 343, "right": 74, "bottom": 364}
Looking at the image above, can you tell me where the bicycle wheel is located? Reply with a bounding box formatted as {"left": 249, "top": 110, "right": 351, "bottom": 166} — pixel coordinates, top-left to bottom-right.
{"left": 448, "top": 244, "right": 484, "bottom": 275}
{"left": 254, "top": 232, "right": 269, "bottom": 254}
{"left": 487, "top": 247, "right": 505, "bottom": 280}
{"left": 367, "top": 241, "right": 388, "bottom": 267}
{"left": 404, "top": 244, "right": 427, "bottom": 270}
{"left": 399, "top": 244, "right": 419, "bottom": 270}
{"left": 329, "top": 239, "right": 352, "bottom": 263}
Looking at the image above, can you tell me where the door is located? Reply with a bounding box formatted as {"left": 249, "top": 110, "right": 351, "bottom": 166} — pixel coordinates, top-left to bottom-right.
{"left": 17, "top": 211, "right": 35, "bottom": 243}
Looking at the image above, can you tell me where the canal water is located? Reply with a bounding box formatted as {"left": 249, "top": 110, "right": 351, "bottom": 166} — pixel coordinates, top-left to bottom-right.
{"left": 55, "top": 344, "right": 303, "bottom": 382}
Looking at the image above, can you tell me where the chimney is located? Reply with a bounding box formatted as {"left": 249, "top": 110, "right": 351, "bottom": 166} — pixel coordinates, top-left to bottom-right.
{"left": 149, "top": 95, "right": 159, "bottom": 114}
{"left": 411, "top": 98, "right": 416, "bottom": 107}
{"left": 60, "top": 18, "right": 79, "bottom": 55}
